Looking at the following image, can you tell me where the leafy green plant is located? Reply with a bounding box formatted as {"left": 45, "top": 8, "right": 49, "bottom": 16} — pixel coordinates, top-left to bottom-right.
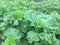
{"left": 0, "top": 0, "right": 60, "bottom": 45}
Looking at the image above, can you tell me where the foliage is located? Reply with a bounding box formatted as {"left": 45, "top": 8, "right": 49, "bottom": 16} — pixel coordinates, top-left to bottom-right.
{"left": 0, "top": 0, "right": 60, "bottom": 45}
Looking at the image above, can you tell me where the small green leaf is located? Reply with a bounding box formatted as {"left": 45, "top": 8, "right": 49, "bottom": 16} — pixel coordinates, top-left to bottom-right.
{"left": 13, "top": 20, "right": 19, "bottom": 26}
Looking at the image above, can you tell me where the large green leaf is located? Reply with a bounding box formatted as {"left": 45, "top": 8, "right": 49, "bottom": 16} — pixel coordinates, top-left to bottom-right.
{"left": 27, "top": 31, "right": 40, "bottom": 43}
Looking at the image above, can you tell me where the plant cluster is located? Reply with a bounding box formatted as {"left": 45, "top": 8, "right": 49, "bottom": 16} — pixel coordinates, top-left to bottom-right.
{"left": 0, "top": 0, "right": 60, "bottom": 45}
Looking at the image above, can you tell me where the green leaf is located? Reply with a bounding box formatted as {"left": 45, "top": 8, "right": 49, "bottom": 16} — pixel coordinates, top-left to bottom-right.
{"left": 13, "top": 20, "right": 19, "bottom": 26}
{"left": 17, "top": 40, "right": 29, "bottom": 45}
{"left": 39, "top": 33, "right": 52, "bottom": 44}
{"left": 27, "top": 31, "right": 40, "bottom": 43}
{"left": 50, "top": 11, "right": 60, "bottom": 23}
{"left": 2, "top": 28, "right": 23, "bottom": 45}
{"left": 51, "top": 34, "right": 59, "bottom": 45}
